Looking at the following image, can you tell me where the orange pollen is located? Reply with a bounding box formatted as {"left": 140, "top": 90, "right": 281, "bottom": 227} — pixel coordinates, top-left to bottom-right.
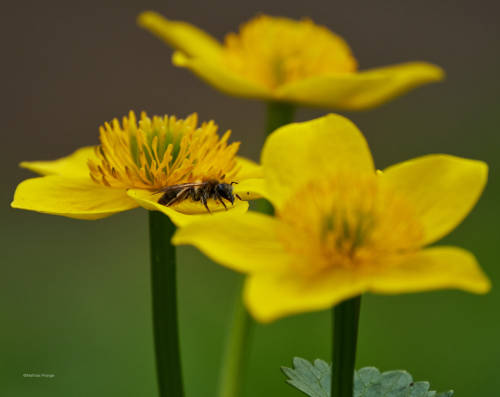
{"left": 87, "top": 111, "right": 241, "bottom": 190}
{"left": 277, "top": 173, "right": 424, "bottom": 277}
{"left": 222, "top": 15, "right": 358, "bottom": 90}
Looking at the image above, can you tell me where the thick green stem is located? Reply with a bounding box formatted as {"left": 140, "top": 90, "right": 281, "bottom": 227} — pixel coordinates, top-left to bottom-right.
{"left": 149, "top": 211, "right": 184, "bottom": 397}
{"left": 216, "top": 101, "right": 295, "bottom": 397}
{"left": 266, "top": 101, "right": 296, "bottom": 136}
{"left": 216, "top": 283, "right": 253, "bottom": 397}
{"left": 257, "top": 101, "right": 296, "bottom": 214}
{"left": 332, "top": 296, "right": 361, "bottom": 397}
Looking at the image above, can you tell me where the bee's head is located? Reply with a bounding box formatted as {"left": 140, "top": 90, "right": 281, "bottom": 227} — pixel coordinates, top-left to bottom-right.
{"left": 216, "top": 183, "right": 236, "bottom": 204}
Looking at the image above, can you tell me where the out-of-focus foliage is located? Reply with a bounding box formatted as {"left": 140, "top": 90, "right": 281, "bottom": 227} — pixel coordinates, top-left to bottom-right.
{"left": 282, "top": 357, "right": 454, "bottom": 397}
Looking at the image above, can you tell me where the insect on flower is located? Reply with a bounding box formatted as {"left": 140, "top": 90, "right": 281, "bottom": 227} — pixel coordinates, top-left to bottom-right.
{"left": 11, "top": 111, "right": 263, "bottom": 224}
{"left": 155, "top": 179, "right": 242, "bottom": 213}
{"left": 172, "top": 114, "right": 491, "bottom": 322}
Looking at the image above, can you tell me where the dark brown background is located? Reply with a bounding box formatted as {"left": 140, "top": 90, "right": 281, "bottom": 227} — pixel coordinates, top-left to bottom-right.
{"left": 2, "top": 1, "right": 499, "bottom": 396}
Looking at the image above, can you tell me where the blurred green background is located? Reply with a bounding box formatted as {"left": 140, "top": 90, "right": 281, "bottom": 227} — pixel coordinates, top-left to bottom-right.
{"left": 2, "top": 1, "right": 499, "bottom": 396}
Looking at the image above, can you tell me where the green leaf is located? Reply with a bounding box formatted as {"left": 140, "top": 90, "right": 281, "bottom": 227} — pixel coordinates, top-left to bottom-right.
{"left": 281, "top": 358, "right": 454, "bottom": 397}
{"left": 281, "top": 357, "right": 331, "bottom": 397}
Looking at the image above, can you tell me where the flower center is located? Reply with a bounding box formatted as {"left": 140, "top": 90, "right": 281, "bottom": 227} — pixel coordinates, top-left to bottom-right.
{"left": 277, "top": 173, "right": 424, "bottom": 277}
{"left": 223, "top": 15, "right": 358, "bottom": 90}
{"left": 88, "top": 111, "right": 241, "bottom": 189}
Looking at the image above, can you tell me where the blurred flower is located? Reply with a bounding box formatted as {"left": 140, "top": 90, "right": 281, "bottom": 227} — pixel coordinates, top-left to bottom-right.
{"left": 173, "top": 114, "right": 490, "bottom": 322}
{"left": 11, "top": 112, "right": 261, "bottom": 225}
{"left": 138, "top": 13, "right": 444, "bottom": 110}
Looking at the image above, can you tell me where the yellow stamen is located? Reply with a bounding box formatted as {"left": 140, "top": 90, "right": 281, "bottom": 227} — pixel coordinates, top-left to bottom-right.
{"left": 223, "top": 15, "right": 358, "bottom": 90}
{"left": 88, "top": 111, "right": 241, "bottom": 189}
{"left": 277, "top": 173, "right": 424, "bottom": 277}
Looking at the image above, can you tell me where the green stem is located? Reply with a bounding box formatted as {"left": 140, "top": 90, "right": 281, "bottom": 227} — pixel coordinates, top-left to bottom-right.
{"left": 257, "top": 101, "right": 296, "bottom": 214}
{"left": 216, "top": 100, "right": 295, "bottom": 397}
{"left": 332, "top": 296, "right": 361, "bottom": 397}
{"left": 216, "top": 283, "right": 253, "bottom": 397}
{"left": 149, "top": 211, "right": 184, "bottom": 397}
{"left": 266, "top": 101, "right": 296, "bottom": 136}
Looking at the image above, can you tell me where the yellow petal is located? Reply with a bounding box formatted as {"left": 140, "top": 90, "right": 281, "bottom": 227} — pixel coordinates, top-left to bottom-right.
{"left": 232, "top": 156, "right": 264, "bottom": 200}
{"left": 127, "top": 189, "right": 249, "bottom": 227}
{"left": 11, "top": 176, "right": 137, "bottom": 220}
{"left": 172, "top": 51, "right": 271, "bottom": 99}
{"left": 233, "top": 178, "right": 267, "bottom": 200}
{"left": 370, "top": 246, "right": 491, "bottom": 294}
{"left": 137, "top": 11, "right": 222, "bottom": 61}
{"left": 277, "top": 62, "right": 444, "bottom": 110}
{"left": 235, "top": 156, "right": 262, "bottom": 179}
{"left": 244, "top": 269, "right": 367, "bottom": 323}
{"left": 20, "top": 146, "right": 96, "bottom": 177}
{"left": 172, "top": 212, "right": 291, "bottom": 273}
{"left": 262, "top": 114, "right": 374, "bottom": 210}
{"left": 382, "top": 154, "right": 488, "bottom": 245}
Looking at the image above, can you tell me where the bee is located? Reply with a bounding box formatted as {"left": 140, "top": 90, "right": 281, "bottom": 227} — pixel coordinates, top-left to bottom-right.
{"left": 155, "top": 179, "right": 242, "bottom": 213}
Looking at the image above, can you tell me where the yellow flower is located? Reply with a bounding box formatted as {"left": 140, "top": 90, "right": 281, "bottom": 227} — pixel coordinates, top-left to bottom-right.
{"left": 11, "top": 111, "right": 262, "bottom": 225}
{"left": 138, "top": 13, "right": 444, "bottom": 110}
{"left": 173, "top": 114, "right": 490, "bottom": 322}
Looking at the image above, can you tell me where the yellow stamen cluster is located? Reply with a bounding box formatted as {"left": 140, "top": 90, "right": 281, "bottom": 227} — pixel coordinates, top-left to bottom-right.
{"left": 88, "top": 111, "right": 241, "bottom": 190}
{"left": 223, "top": 15, "right": 358, "bottom": 90}
{"left": 277, "top": 173, "right": 424, "bottom": 277}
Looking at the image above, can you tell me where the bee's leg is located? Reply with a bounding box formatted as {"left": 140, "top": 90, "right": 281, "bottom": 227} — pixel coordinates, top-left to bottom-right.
{"left": 212, "top": 190, "right": 228, "bottom": 210}
{"left": 219, "top": 197, "right": 228, "bottom": 210}
{"left": 235, "top": 194, "right": 242, "bottom": 201}
{"left": 201, "top": 192, "right": 211, "bottom": 213}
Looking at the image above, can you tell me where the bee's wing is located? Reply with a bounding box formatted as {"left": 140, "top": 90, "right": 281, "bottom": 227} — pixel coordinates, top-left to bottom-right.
{"left": 153, "top": 182, "right": 205, "bottom": 194}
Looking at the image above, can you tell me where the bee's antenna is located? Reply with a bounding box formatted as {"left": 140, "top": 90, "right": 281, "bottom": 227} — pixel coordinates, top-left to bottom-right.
{"left": 231, "top": 181, "right": 239, "bottom": 185}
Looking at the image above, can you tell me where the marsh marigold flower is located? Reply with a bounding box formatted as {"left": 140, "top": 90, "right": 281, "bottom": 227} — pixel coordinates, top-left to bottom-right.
{"left": 138, "top": 12, "right": 444, "bottom": 110}
{"left": 11, "top": 112, "right": 261, "bottom": 224}
{"left": 173, "top": 114, "right": 490, "bottom": 322}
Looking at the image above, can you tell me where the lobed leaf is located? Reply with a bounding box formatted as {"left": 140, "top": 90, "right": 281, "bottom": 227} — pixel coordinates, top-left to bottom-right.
{"left": 281, "top": 358, "right": 454, "bottom": 397}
